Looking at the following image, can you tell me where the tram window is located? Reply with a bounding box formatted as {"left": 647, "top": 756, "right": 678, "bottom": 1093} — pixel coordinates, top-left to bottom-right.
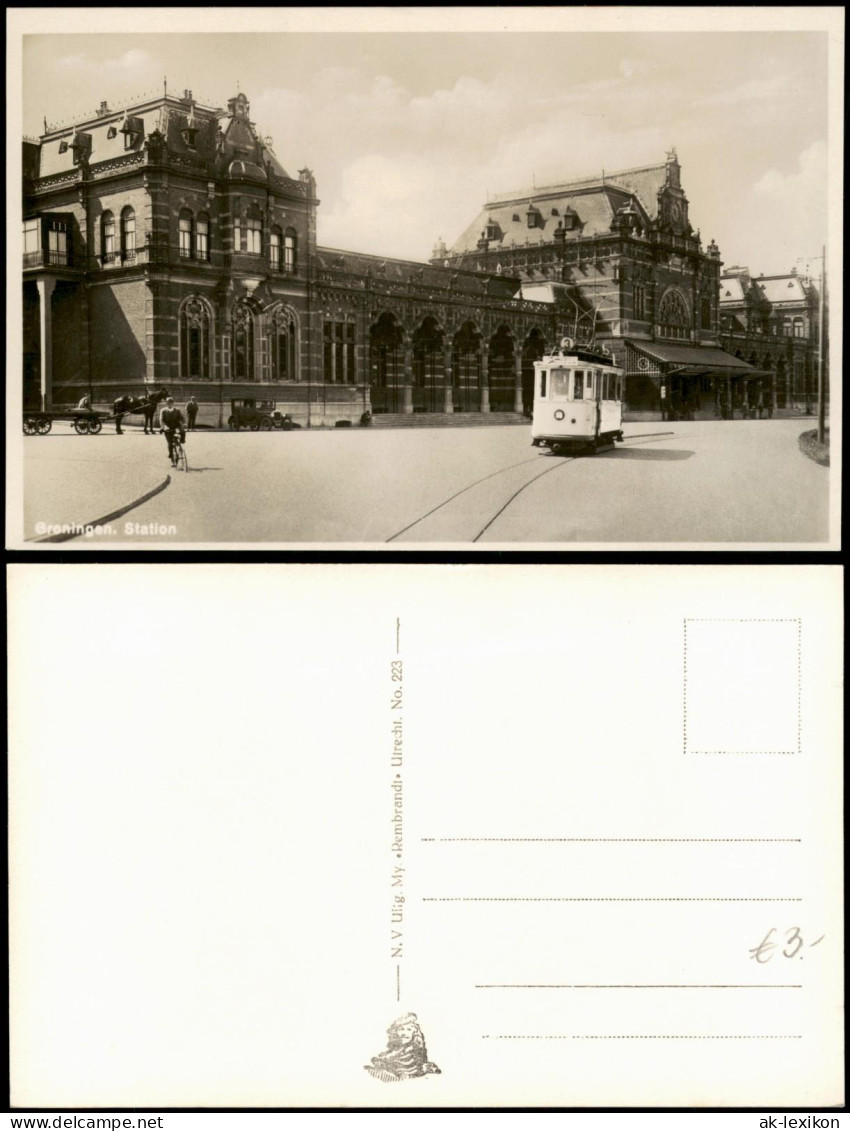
{"left": 604, "top": 372, "right": 615, "bottom": 401}
{"left": 539, "top": 369, "right": 547, "bottom": 397}
{"left": 573, "top": 369, "right": 584, "bottom": 399}
{"left": 586, "top": 371, "right": 594, "bottom": 395}
{"left": 550, "top": 370, "right": 570, "bottom": 401}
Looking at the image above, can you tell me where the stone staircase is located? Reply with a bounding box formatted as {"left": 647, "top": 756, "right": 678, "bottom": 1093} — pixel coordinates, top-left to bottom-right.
{"left": 371, "top": 411, "right": 529, "bottom": 429}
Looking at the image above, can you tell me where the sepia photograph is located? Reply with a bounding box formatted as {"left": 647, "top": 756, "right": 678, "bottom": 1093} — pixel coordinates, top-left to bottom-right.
{"left": 6, "top": 7, "right": 842, "bottom": 547}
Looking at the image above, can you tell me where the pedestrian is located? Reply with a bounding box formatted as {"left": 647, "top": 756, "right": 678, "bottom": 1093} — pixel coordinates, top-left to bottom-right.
{"left": 159, "top": 397, "right": 186, "bottom": 466}
{"left": 186, "top": 396, "right": 199, "bottom": 431}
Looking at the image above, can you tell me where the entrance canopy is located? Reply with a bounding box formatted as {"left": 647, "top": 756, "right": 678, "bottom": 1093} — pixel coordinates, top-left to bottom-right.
{"left": 627, "top": 340, "right": 764, "bottom": 377}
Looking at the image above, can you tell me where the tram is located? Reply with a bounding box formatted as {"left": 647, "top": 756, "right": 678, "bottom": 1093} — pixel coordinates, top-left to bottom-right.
{"left": 531, "top": 338, "right": 625, "bottom": 454}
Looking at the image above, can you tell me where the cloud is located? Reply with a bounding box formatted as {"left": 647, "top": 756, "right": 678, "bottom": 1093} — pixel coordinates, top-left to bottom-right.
{"left": 619, "top": 58, "right": 654, "bottom": 79}
{"left": 260, "top": 63, "right": 819, "bottom": 269}
{"left": 105, "top": 48, "right": 151, "bottom": 71}
{"left": 59, "top": 48, "right": 152, "bottom": 71}
{"left": 753, "top": 139, "right": 827, "bottom": 199}
{"left": 318, "top": 152, "right": 452, "bottom": 260}
{"left": 695, "top": 74, "right": 786, "bottom": 108}
{"left": 721, "top": 141, "right": 828, "bottom": 273}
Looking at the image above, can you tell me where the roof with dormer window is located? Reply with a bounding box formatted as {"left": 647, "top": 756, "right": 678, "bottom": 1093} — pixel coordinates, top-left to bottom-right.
{"left": 446, "top": 157, "right": 675, "bottom": 255}
{"left": 756, "top": 275, "right": 808, "bottom": 304}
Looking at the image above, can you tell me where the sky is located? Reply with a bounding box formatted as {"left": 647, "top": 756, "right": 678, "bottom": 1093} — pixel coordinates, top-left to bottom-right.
{"left": 22, "top": 27, "right": 831, "bottom": 276}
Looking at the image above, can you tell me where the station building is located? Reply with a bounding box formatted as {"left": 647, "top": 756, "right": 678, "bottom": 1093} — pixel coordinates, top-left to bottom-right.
{"left": 22, "top": 89, "right": 824, "bottom": 424}
{"left": 717, "top": 266, "right": 825, "bottom": 413}
{"left": 22, "top": 88, "right": 552, "bottom": 427}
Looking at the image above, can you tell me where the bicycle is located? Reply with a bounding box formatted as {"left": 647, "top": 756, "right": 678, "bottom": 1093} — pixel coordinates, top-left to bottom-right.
{"left": 172, "top": 432, "right": 188, "bottom": 472}
{"left": 162, "top": 428, "right": 189, "bottom": 472}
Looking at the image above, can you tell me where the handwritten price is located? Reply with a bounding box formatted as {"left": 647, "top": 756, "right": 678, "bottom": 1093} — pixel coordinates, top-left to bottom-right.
{"left": 750, "top": 927, "right": 825, "bottom": 963}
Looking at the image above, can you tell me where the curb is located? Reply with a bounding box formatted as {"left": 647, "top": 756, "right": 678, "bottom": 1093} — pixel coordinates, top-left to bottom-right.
{"left": 31, "top": 474, "right": 172, "bottom": 543}
{"left": 797, "top": 428, "right": 829, "bottom": 468}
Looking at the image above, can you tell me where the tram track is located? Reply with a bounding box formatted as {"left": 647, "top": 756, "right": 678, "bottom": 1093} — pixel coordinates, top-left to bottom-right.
{"left": 385, "top": 452, "right": 547, "bottom": 542}
{"left": 385, "top": 431, "right": 675, "bottom": 543}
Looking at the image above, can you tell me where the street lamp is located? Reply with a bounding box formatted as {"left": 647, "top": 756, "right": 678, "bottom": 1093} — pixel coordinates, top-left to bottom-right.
{"left": 794, "top": 250, "right": 827, "bottom": 444}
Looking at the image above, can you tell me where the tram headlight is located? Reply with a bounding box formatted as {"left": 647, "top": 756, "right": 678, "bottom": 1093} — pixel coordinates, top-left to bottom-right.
{"left": 554, "top": 410, "right": 565, "bottom": 421}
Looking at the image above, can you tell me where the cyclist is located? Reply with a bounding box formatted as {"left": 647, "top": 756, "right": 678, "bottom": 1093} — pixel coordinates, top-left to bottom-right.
{"left": 159, "top": 397, "right": 186, "bottom": 466}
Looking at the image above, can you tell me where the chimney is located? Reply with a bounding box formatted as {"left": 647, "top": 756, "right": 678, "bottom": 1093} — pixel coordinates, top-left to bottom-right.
{"left": 98, "top": 100, "right": 110, "bottom": 116}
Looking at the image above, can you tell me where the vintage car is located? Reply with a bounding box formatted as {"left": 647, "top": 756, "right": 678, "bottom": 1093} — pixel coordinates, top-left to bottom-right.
{"left": 271, "top": 411, "right": 301, "bottom": 430}
{"left": 227, "top": 403, "right": 274, "bottom": 431}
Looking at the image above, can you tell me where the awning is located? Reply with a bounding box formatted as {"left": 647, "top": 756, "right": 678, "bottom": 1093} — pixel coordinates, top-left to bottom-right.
{"left": 628, "top": 340, "right": 757, "bottom": 375}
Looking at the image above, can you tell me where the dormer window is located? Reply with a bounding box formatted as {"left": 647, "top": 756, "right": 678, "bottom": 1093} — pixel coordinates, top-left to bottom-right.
{"left": 120, "top": 115, "right": 144, "bottom": 150}
{"left": 561, "top": 208, "right": 578, "bottom": 231}
{"left": 485, "top": 218, "right": 501, "bottom": 241}
{"left": 58, "top": 140, "right": 69, "bottom": 154}
{"left": 512, "top": 213, "right": 520, "bottom": 222}
{"left": 107, "top": 126, "right": 118, "bottom": 140}
{"left": 181, "top": 109, "right": 199, "bottom": 149}
{"left": 551, "top": 208, "right": 559, "bottom": 216}
{"left": 526, "top": 205, "right": 542, "bottom": 229}
{"left": 71, "top": 131, "right": 92, "bottom": 166}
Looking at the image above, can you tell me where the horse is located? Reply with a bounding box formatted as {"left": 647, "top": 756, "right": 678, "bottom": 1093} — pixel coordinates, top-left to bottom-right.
{"left": 112, "top": 387, "right": 170, "bottom": 434}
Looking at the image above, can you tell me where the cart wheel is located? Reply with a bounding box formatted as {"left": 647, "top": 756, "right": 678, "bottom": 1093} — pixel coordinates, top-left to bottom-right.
{"left": 88, "top": 418, "right": 102, "bottom": 435}
{"left": 228, "top": 416, "right": 239, "bottom": 430}
{"left": 23, "top": 417, "right": 37, "bottom": 435}
{"left": 36, "top": 417, "right": 52, "bottom": 435}
{"left": 259, "top": 416, "right": 273, "bottom": 431}
{"left": 74, "top": 418, "right": 91, "bottom": 434}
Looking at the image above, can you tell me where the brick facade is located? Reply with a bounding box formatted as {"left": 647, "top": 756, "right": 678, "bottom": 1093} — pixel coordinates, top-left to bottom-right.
{"left": 22, "top": 96, "right": 825, "bottom": 424}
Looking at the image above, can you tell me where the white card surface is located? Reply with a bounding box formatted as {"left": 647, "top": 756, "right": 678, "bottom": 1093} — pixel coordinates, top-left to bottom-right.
{"left": 8, "top": 565, "right": 843, "bottom": 1107}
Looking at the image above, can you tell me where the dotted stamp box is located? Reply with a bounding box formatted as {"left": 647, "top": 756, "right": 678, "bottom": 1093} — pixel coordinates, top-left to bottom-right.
{"left": 684, "top": 619, "right": 801, "bottom": 754}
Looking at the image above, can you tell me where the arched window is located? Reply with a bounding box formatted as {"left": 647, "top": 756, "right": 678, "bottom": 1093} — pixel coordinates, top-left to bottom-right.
{"left": 195, "top": 213, "right": 209, "bottom": 262}
{"left": 793, "top": 317, "right": 805, "bottom": 339}
{"left": 101, "top": 211, "right": 115, "bottom": 265}
{"left": 232, "top": 303, "right": 255, "bottom": 381}
{"left": 783, "top": 318, "right": 793, "bottom": 337}
{"left": 120, "top": 207, "right": 135, "bottom": 262}
{"left": 272, "top": 307, "right": 298, "bottom": 381}
{"left": 180, "top": 296, "right": 211, "bottom": 380}
{"left": 657, "top": 288, "right": 690, "bottom": 340}
{"left": 179, "top": 210, "right": 193, "bottom": 259}
{"left": 270, "top": 228, "right": 282, "bottom": 272}
{"left": 284, "top": 228, "right": 297, "bottom": 272}
{"left": 701, "top": 296, "right": 711, "bottom": 329}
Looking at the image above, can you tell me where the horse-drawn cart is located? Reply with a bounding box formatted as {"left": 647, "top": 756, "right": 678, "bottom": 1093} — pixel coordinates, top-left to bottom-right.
{"left": 22, "top": 411, "right": 104, "bottom": 435}
{"left": 23, "top": 387, "right": 171, "bottom": 437}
